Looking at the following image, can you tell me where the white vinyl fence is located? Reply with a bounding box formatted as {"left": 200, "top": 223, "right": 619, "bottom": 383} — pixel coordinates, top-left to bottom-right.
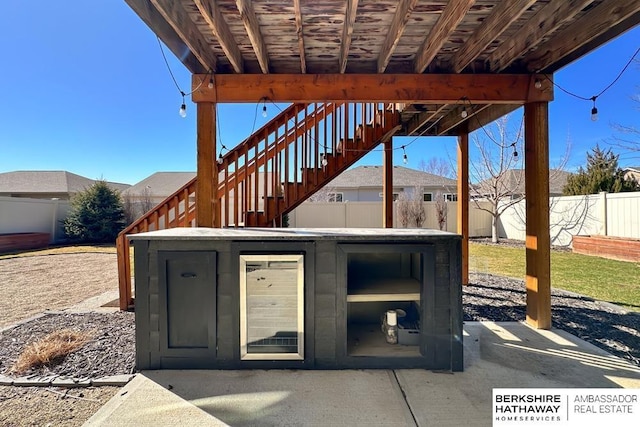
{"left": 0, "top": 196, "right": 71, "bottom": 243}
{"left": 499, "top": 191, "right": 640, "bottom": 247}
{"left": 289, "top": 200, "right": 494, "bottom": 236}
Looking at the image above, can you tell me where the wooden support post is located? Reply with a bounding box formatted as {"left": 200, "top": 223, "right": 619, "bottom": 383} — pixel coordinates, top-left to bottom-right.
{"left": 524, "top": 102, "right": 551, "bottom": 329}
{"left": 196, "top": 102, "right": 218, "bottom": 227}
{"left": 457, "top": 127, "right": 469, "bottom": 285}
{"left": 383, "top": 139, "right": 393, "bottom": 228}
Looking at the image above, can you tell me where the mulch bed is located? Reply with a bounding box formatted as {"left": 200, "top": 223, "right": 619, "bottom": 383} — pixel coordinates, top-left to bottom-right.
{"left": 0, "top": 274, "right": 637, "bottom": 380}
{"left": 0, "top": 312, "right": 135, "bottom": 380}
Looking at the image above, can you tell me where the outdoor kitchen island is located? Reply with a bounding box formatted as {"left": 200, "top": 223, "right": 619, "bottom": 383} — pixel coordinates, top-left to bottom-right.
{"left": 131, "top": 228, "right": 463, "bottom": 371}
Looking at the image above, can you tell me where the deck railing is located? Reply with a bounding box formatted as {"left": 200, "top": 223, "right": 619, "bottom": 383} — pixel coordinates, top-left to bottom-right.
{"left": 116, "top": 102, "right": 400, "bottom": 309}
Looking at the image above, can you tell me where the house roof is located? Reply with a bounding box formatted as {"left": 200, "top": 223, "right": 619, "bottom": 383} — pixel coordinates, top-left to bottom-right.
{"left": 0, "top": 171, "right": 130, "bottom": 195}
{"left": 476, "top": 169, "right": 570, "bottom": 196}
{"left": 122, "top": 172, "right": 196, "bottom": 197}
{"left": 126, "top": 0, "right": 640, "bottom": 137}
{"left": 327, "top": 165, "right": 456, "bottom": 189}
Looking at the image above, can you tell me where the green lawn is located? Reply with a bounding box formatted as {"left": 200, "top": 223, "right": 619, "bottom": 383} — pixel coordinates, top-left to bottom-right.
{"left": 469, "top": 242, "right": 640, "bottom": 311}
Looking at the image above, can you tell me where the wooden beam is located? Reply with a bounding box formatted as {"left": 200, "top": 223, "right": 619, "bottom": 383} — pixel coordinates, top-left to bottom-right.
{"left": 193, "top": 0, "right": 243, "bottom": 73}
{"left": 193, "top": 74, "right": 554, "bottom": 103}
{"left": 150, "top": 0, "right": 218, "bottom": 73}
{"left": 383, "top": 139, "right": 393, "bottom": 228}
{"left": 464, "top": 104, "right": 521, "bottom": 134}
{"left": 543, "top": 10, "right": 640, "bottom": 74}
{"left": 524, "top": 101, "right": 551, "bottom": 330}
{"left": 126, "top": 0, "right": 206, "bottom": 74}
{"left": 451, "top": 0, "right": 536, "bottom": 73}
{"left": 404, "top": 105, "right": 447, "bottom": 136}
{"left": 235, "top": 0, "right": 269, "bottom": 73}
{"left": 457, "top": 126, "right": 469, "bottom": 286}
{"left": 524, "top": 0, "right": 640, "bottom": 73}
{"left": 293, "top": 0, "right": 307, "bottom": 73}
{"left": 413, "top": 0, "right": 475, "bottom": 73}
{"left": 488, "top": 0, "right": 595, "bottom": 72}
{"left": 339, "top": 0, "right": 359, "bottom": 73}
{"left": 196, "top": 103, "right": 217, "bottom": 227}
{"left": 378, "top": 0, "right": 418, "bottom": 73}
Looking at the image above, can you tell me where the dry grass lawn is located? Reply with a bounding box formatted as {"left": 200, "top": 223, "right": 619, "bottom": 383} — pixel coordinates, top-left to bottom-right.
{"left": 0, "top": 251, "right": 118, "bottom": 328}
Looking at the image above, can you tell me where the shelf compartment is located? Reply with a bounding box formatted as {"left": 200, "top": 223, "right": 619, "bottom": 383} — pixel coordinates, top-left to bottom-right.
{"left": 346, "top": 278, "right": 420, "bottom": 302}
{"left": 347, "top": 323, "right": 420, "bottom": 357}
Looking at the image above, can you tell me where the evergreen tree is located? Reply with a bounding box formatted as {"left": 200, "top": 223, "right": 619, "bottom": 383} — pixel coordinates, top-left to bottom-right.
{"left": 563, "top": 145, "right": 639, "bottom": 195}
{"left": 64, "top": 180, "right": 126, "bottom": 243}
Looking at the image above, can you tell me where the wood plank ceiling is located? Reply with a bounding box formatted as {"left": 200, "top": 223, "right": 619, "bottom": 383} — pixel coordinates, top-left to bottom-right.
{"left": 127, "top": 0, "right": 640, "bottom": 136}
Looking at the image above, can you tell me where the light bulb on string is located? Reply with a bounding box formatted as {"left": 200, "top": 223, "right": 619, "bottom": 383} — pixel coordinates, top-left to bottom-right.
{"left": 402, "top": 146, "right": 408, "bottom": 164}
{"left": 217, "top": 154, "right": 223, "bottom": 165}
{"left": 534, "top": 79, "right": 542, "bottom": 90}
{"left": 321, "top": 154, "right": 328, "bottom": 167}
{"left": 208, "top": 76, "right": 214, "bottom": 89}
{"left": 262, "top": 99, "right": 268, "bottom": 118}
{"left": 460, "top": 107, "right": 468, "bottom": 119}
{"left": 590, "top": 96, "right": 598, "bottom": 121}
{"left": 178, "top": 91, "right": 187, "bottom": 118}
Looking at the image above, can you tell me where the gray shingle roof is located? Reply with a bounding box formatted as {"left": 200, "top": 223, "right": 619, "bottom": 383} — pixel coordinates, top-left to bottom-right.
{"left": 327, "top": 166, "right": 456, "bottom": 188}
{"left": 122, "top": 172, "right": 196, "bottom": 197}
{"left": 476, "top": 169, "right": 570, "bottom": 196}
{"left": 0, "top": 171, "right": 130, "bottom": 194}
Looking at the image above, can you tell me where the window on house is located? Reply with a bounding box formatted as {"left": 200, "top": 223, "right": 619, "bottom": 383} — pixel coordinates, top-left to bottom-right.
{"left": 379, "top": 192, "right": 400, "bottom": 201}
{"left": 328, "top": 193, "right": 343, "bottom": 202}
{"left": 444, "top": 194, "right": 458, "bottom": 202}
{"left": 423, "top": 193, "right": 433, "bottom": 202}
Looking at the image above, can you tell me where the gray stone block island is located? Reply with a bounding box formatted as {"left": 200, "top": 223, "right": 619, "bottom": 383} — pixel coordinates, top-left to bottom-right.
{"left": 131, "top": 228, "right": 463, "bottom": 371}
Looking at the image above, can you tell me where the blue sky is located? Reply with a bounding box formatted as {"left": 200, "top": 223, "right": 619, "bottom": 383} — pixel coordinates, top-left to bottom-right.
{"left": 0, "top": 1, "right": 638, "bottom": 185}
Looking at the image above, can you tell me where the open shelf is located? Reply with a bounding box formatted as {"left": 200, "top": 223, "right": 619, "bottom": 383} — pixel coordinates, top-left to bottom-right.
{"left": 346, "top": 278, "right": 420, "bottom": 302}
{"left": 347, "top": 323, "right": 420, "bottom": 357}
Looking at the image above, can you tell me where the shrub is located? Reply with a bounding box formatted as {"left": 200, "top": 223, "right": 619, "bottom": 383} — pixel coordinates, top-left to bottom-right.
{"left": 64, "top": 180, "right": 126, "bottom": 243}
{"left": 10, "top": 329, "right": 92, "bottom": 374}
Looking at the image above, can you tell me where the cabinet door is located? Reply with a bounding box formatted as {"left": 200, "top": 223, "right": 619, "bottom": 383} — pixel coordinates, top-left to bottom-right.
{"left": 159, "top": 251, "right": 216, "bottom": 357}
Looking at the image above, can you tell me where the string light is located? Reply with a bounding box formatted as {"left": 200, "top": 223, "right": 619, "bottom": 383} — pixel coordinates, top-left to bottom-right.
{"left": 178, "top": 91, "right": 187, "bottom": 118}
{"left": 541, "top": 46, "right": 640, "bottom": 122}
{"left": 460, "top": 107, "right": 468, "bottom": 119}
{"left": 590, "top": 96, "right": 598, "bottom": 122}
{"left": 534, "top": 79, "right": 542, "bottom": 89}
{"left": 157, "top": 36, "right": 210, "bottom": 119}
{"left": 217, "top": 153, "right": 223, "bottom": 164}
{"left": 262, "top": 99, "right": 268, "bottom": 118}
{"left": 510, "top": 142, "right": 518, "bottom": 158}
{"left": 402, "top": 146, "right": 408, "bottom": 164}
{"left": 321, "top": 154, "right": 328, "bottom": 167}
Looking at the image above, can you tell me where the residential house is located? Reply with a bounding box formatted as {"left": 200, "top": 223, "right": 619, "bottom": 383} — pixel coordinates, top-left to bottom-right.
{"left": 316, "top": 165, "right": 458, "bottom": 202}
{"left": 0, "top": 170, "right": 130, "bottom": 200}
{"left": 623, "top": 166, "right": 640, "bottom": 183}
{"left": 474, "top": 169, "right": 570, "bottom": 199}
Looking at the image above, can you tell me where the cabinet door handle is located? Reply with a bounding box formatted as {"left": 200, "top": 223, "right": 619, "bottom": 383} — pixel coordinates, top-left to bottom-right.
{"left": 180, "top": 272, "right": 197, "bottom": 278}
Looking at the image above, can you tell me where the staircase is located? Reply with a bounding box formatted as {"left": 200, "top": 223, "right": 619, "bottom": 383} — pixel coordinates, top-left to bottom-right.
{"left": 116, "top": 102, "right": 401, "bottom": 309}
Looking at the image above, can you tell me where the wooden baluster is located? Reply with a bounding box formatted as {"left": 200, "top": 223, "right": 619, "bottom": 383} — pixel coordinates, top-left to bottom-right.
{"left": 224, "top": 157, "right": 229, "bottom": 228}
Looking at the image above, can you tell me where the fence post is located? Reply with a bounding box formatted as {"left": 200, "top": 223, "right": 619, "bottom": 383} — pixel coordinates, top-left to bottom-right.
{"left": 599, "top": 191, "right": 607, "bottom": 236}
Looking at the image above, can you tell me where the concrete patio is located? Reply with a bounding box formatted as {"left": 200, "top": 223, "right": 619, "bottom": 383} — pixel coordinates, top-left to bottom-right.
{"left": 84, "top": 321, "right": 640, "bottom": 426}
